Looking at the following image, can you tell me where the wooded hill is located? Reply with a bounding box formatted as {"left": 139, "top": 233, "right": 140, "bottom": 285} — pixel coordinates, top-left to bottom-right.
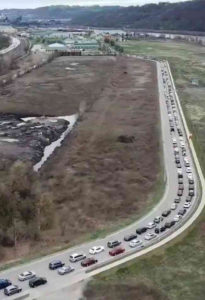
{"left": 1, "top": 1, "right": 205, "bottom": 32}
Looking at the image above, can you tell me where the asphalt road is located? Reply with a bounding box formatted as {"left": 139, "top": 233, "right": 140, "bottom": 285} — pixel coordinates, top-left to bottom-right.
{"left": 0, "top": 59, "right": 200, "bottom": 300}
{"left": 0, "top": 37, "right": 20, "bottom": 55}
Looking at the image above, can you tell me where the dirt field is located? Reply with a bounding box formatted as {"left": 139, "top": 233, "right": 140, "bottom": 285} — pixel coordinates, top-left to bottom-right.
{"left": 0, "top": 56, "right": 116, "bottom": 116}
{"left": 0, "top": 56, "right": 160, "bottom": 261}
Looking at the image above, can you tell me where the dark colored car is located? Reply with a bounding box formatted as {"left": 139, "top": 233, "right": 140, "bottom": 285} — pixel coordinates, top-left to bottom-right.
{"left": 189, "top": 179, "right": 194, "bottom": 184}
{"left": 177, "top": 189, "right": 183, "bottom": 197}
{"left": 4, "top": 285, "right": 22, "bottom": 296}
{"left": 81, "top": 258, "right": 98, "bottom": 267}
{"left": 162, "top": 210, "right": 171, "bottom": 217}
{"left": 178, "top": 209, "right": 187, "bottom": 216}
{"left": 186, "top": 196, "right": 192, "bottom": 203}
{"left": 175, "top": 158, "right": 180, "bottom": 164}
{"left": 0, "top": 279, "right": 12, "bottom": 290}
{"left": 109, "top": 247, "right": 125, "bottom": 256}
{"left": 155, "top": 228, "right": 160, "bottom": 234}
{"left": 136, "top": 227, "right": 147, "bottom": 235}
{"left": 178, "top": 173, "right": 183, "bottom": 178}
{"left": 189, "top": 184, "right": 195, "bottom": 190}
{"left": 29, "top": 277, "right": 47, "bottom": 288}
{"left": 107, "top": 240, "right": 121, "bottom": 248}
{"left": 178, "top": 178, "right": 183, "bottom": 184}
{"left": 178, "top": 129, "right": 183, "bottom": 136}
{"left": 49, "top": 260, "right": 65, "bottom": 270}
{"left": 124, "top": 234, "right": 137, "bottom": 242}
{"left": 189, "top": 190, "right": 195, "bottom": 197}
{"left": 174, "top": 198, "right": 181, "bottom": 204}
{"left": 160, "top": 226, "right": 166, "bottom": 232}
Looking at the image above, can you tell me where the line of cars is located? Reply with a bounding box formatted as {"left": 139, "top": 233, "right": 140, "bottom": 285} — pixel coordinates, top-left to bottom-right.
{"left": 0, "top": 273, "right": 47, "bottom": 297}
{"left": 0, "top": 62, "right": 197, "bottom": 298}
{"left": 160, "top": 62, "right": 196, "bottom": 227}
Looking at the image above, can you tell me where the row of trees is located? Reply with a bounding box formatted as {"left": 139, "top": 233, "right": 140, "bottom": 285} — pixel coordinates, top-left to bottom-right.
{"left": 104, "top": 37, "right": 124, "bottom": 54}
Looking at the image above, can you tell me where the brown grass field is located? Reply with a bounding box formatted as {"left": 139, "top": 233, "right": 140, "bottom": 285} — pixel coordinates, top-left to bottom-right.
{"left": 0, "top": 56, "right": 161, "bottom": 261}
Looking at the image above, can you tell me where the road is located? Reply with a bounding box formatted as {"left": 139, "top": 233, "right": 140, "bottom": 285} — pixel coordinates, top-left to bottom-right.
{"left": 0, "top": 36, "right": 20, "bottom": 55}
{"left": 0, "top": 59, "right": 204, "bottom": 300}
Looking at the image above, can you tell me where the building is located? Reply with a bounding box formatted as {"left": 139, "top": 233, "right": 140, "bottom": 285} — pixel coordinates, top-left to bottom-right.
{"left": 46, "top": 43, "right": 81, "bottom": 56}
{"left": 73, "top": 39, "right": 99, "bottom": 50}
{"left": 46, "top": 43, "right": 67, "bottom": 52}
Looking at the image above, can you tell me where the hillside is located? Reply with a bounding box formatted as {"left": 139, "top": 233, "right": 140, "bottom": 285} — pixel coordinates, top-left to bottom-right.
{"left": 1, "top": 1, "right": 205, "bottom": 32}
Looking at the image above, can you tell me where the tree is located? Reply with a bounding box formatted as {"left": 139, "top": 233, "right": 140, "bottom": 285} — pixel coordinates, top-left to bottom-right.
{"left": 37, "top": 192, "right": 55, "bottom": 231}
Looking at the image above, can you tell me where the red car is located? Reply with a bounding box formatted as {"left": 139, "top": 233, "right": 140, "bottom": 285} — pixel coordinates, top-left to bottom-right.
{"left": 81, "top": 258, "right": 98, "bottom": 267}
{"left": 109, "top": 247, "right": 125, "bottom": 256}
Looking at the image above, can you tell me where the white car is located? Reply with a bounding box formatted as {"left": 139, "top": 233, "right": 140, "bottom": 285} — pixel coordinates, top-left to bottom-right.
{"left": 145, "top": 233, "right": 157, "bottom": 240}
{"left": 174, "top": 148, "right": 179, "bottom": 154}
{"left": 129, "top": 239, "right": 143, "bottom": 248}
{"left": 172, "top": 137, "right": 177, "bottom": 144}
{"left": 177, "top": 169, "right": 183, "bottom": 175}
{"left": 146, "top": 222, "right": 156, "bottom": 229}
{"left": 18, "top": 271, "right": 36, "bottom": 281}
{"left": 186, "top": 167, "right": 192, "bottom": 173}
{"left": 69, "top": 253, "right": 86, "bottom": 262}
{"left": 184, "top": 203, "right": 191, "bottom": 209}
{"left": 89, "top": 246, "right": 105, "bottom": 255}
{"left": 173, "top": 215, "right": 182, "bottom": 222}
{"left": 171, "top": 203, "right": 177, "bottom": 210}
{"left": 187, "top": 172, "right": 193, "bottom": 179}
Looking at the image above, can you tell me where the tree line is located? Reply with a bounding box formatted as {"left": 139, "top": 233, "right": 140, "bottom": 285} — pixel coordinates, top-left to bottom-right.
{"left": 1, "top": 1, "right": 205, "bottom": 32}
{"left": 0, "top": 161, "right": 54, "bottom": 252}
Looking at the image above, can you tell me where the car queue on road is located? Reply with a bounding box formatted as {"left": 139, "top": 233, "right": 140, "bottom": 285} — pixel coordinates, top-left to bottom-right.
{"left": 0, "top": 61, "right": 198, "bottom": 298}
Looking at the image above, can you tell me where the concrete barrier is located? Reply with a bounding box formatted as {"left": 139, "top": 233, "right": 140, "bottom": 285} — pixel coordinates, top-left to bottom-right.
{"left": 3, "top": 292, "right": 30, "bottom": 300}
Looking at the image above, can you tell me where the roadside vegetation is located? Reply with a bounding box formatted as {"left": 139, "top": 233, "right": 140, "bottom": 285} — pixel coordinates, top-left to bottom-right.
{"left": 0, "top": 34, "right": 10, "bottom": 50}
{"left": 83, "top": 39, "right": 205, "bottom": 300}
{"left": 0, "top": 160, "right": 55, "bottom": 260}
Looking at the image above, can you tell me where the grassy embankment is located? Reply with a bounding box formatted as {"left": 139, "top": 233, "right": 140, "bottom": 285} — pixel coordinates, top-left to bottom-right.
{"left": 83, "top": 40, "right": 205, "bottom": 300}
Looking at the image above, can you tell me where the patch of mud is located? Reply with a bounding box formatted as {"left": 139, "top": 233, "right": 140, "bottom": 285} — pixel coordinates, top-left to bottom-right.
{"left": 0, "top": 114, "right": 77, "bottom": 166}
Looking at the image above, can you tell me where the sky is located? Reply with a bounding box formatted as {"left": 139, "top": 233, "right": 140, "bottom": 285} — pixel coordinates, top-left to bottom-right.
{"left": 0, "top": 0, "right": 187, "bottom": 9}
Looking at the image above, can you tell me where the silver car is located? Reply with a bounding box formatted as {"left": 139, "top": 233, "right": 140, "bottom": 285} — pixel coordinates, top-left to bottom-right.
{"left": 18, "top": 271, "right": 36, "bottom": 281}
{"left": 58, "top": 266, "right": 74, "bottom": 275}
{"left": 129, "top": 239, "right": 143, "bottom": 248}
{"left": 4, "top": 285, "right": 22, "bottom": 296}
